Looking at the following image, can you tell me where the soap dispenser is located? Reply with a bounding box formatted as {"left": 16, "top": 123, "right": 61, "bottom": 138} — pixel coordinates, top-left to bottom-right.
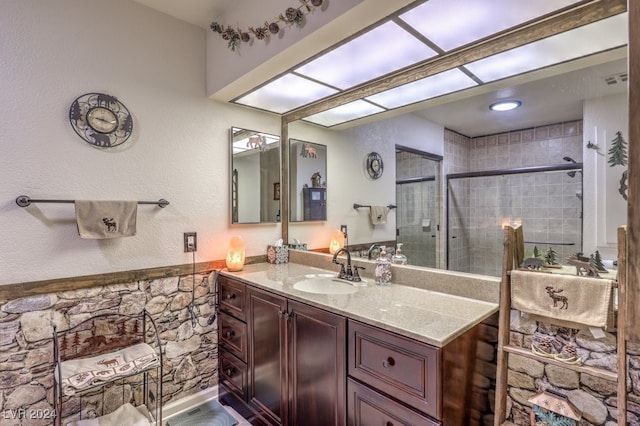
{"left": 391, "top": 243, "right": 407, "bottom": 265}
{"left": 375, "top": 245, "right": 392, "bottom": 285}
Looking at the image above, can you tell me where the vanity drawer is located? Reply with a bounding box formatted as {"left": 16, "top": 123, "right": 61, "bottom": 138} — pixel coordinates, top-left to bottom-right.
{"left": 219, "top": 311, "right": 248, "bottom": 362}
{"left": 347, "top": 378, "right": 440, "bottom": 426}
{"left": 348, "top": 320, "right": 441, "bottom": 419}
{"left": 220, "top": 350, "right": 248, "bottom": 401}
{"left": 219, "top": 275, "right": 247, "bottom": 321}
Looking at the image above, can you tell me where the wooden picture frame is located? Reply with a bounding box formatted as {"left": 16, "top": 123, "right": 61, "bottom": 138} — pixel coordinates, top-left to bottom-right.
{"left": 274, "top": 182, "right": 280, "bottom": 200}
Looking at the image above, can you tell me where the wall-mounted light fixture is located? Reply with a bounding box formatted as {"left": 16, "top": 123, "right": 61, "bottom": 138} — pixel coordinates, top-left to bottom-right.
{"left": 225, "top": 236, "right": 246, "bottom": 271}
{"left": 489, "top": 100, "right": 521, "bottom": 112}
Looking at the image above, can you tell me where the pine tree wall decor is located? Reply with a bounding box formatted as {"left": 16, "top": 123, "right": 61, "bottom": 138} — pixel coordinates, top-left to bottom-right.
{"left": 608, "top": 130, "right": 629, "bottom": 200}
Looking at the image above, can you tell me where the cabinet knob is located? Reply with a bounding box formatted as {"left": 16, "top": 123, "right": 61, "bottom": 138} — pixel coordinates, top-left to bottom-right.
{"left": 382, "top": 357, "right": 395, "bottom": 368}
{"left": 386, "top": 422, "right": 394, "bottom": 426}
{"left": 225, "top": 367, "right": 236, "bottom": 376}
{"left": 278, "top": 310, "right": 291, "bottom": 320}
{"left": 224, "top": 329, "right": 236, "bottom": 339}
{"left": 225, "top": 293, "right": 236, "bottom": 300}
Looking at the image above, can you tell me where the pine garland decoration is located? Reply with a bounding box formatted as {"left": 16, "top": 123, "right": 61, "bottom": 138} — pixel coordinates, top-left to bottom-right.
{"left": 210, "top": 0, "right": 325, "bottom": 51}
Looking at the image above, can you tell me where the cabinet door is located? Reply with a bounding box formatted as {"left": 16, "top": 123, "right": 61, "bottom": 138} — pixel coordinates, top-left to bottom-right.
{"left": 248, "top": 287, "right": 288, "bottom": 425}
{"left": 289, "top": 300, "right": 346, "bottom": 426}
{"left": 303, "top": 188, "right": 327, "bottom": 221}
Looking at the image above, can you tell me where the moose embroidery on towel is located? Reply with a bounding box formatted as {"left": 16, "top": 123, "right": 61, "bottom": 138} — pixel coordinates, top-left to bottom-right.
{"left": 102, "top": 217, "right": 117, "bottom": 232}
{"left": 545, "top": 286, "right": 568, "bottom": 309}
{"left": 97, "top": 357, "right": 120, "bottom": 368}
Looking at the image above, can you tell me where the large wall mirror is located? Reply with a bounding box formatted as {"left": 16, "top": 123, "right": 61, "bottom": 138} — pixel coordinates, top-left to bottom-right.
{"left": 279, "top": 5, "right": 630, "bottom": 279}
{"left": 230, "top": 127, "right": 280, "bottom": 224}
{"left": 289, "top": 139, "right": 327, "bottom": 222}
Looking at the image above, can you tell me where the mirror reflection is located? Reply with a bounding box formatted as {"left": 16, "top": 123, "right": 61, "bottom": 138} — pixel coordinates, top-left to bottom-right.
{"left": 395, "top": 146, "right": 442, "bottom": 269}
{"left": 230, "top": 127, "right": 280, "bottom": 224}
{"left": 289, "top": 139, "right": 327, "bottom": 222}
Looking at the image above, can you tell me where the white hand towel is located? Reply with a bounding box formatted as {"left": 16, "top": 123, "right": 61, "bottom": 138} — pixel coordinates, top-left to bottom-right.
{"left": 75, "top": 201, "right": 137, "bottom": 239}
{"left": 370, "top": 206, "right": 388, "bottom": 225}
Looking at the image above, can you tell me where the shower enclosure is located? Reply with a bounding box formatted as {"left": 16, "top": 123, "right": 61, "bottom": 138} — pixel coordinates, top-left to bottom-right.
{"left": 447, "top": 163, "right": 583, "bottom": 277}
{"left": 395, "top": 146, "right": 442, "bottom": 268}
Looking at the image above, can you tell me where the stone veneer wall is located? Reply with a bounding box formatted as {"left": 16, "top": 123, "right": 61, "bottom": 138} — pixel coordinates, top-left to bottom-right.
{"left": 507, "top": 314, "right": 640, "bottom": 425}
{"left": 0, "top": 270, "right": 218, "bottom": 425}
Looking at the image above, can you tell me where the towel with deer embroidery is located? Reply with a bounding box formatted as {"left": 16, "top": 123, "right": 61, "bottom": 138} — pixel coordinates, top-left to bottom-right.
{"left": 75, "top": 200, "right": 137, "bottom": 239}
{"left": 511, "top": 270, "right": 614, "bottom": 329}
{"left": 58, "top": 343, "right": 158, "bottom": 395}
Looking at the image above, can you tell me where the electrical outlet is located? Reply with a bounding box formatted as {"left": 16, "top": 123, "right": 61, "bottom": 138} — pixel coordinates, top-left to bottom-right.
{"left": 340, "top": 224, "right": 348, "bottom": 236}
{"left": 184, "top": 232, "right": 197, "bottom": 252}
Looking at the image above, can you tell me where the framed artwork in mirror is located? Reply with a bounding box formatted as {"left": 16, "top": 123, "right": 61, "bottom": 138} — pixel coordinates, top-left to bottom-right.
{"left": 274, "top": 182, "right": 280, "bottom": 200}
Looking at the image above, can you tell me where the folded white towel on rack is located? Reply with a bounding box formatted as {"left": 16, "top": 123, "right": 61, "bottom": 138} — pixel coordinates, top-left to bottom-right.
{"left": 511, "top": 270, "right": 614, "bottom": 329}
{"left": 370, "top": 206, "right": 388, "bottom": 225}
{"left": 75, "top": 200, "right": 137, "bottom": 239}
{"left": 58, "top": 343, "right": 159, "bottom": 396}
{"left": 65, "top": 403, "right": 151, "bottom": 426}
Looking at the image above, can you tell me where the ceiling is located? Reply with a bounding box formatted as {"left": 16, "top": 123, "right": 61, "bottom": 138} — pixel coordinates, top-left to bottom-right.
{"left": 133, "top": 0, "right": 629, "bottom": 137}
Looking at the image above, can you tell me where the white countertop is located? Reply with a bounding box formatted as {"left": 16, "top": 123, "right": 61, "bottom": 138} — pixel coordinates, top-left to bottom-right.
{"left": 219, "top": 262, "right": 498, "bottom": 347}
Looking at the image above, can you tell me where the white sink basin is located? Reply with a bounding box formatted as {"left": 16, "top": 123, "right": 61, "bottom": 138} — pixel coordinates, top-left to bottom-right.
{"left": 292, "top": 275, "right": 359, "bottom": 295}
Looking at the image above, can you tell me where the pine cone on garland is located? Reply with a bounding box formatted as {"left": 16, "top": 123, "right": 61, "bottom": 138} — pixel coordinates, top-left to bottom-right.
{"left": 267, "top": 21, "right": 280, "bottom": 34}
{"left": 222, "top": 27, "right": 237, "bottom": 40}
{"left": 210, "top": 21, "right": 223, "bottom": 33}
{"left": 284, "top": 7, "right": 298, "bottom": 22}
{"left": 251, "top": 26, "right": 269, "bottom": 40}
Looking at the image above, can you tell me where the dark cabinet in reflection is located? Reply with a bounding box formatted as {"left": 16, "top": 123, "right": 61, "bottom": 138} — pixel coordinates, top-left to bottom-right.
{"left": 303, "top": 187, "right": 326, "bottom": 221}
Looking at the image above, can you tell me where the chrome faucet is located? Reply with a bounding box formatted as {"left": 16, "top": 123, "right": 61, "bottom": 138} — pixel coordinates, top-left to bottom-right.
{"left": 332, "top": 248, "right": 363, "bottom": 282}
{"left": 367, "top": 244, "right": 381, "bottom": 260}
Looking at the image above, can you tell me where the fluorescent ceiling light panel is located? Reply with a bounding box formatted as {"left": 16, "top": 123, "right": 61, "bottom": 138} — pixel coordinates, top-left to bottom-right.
{"left": 304, "top": 100, "right": 384, "bottom": 127}
{"left": 400, "top": 0, "right": 581, "bottom": 51}
{"left": 294, "top": 21, "right": 437, "bottom": 90}
{"left": 366, "top": 68, "right": 478, "bottom": 109}
{"left": 464, "top": 13, "right": 628, "bottom": 83}
{"left": 235, "top": 73, "right": 338, "bottom": 114}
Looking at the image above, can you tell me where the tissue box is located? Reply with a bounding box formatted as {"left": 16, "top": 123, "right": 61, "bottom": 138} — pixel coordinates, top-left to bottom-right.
{"left": 267, "top": 245, "right": 288, "bottom": 264}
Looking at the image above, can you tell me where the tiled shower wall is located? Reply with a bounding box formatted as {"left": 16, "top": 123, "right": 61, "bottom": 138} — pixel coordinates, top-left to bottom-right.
{"left": 446, "top": 120, "right": 583, "bottom": 276}
{"left": 395, "top": 151, "right": 440, "bottom": 268}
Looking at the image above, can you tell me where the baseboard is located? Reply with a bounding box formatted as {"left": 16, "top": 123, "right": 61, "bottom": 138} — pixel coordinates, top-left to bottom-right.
{"left": 162, "top": 386, "right": 219, "bottom": 422}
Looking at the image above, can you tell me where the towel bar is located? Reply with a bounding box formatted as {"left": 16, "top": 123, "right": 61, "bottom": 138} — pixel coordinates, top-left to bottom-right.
{"left": 353, "top": 203, "right": 397, "bottom": 210}
{"left": 16, "top": 195, "right": 169, "bottom": 208}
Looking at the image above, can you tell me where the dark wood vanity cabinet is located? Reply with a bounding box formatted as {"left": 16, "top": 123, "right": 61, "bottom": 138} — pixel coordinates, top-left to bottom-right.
{"left": 218, "top": 276, "right": 346, "bottom": 426}
{"left": 347, "top": 319, "right": 487, "bottom": 426}
{"left": 303, "top": 187, "right": 326, "bottom": 221}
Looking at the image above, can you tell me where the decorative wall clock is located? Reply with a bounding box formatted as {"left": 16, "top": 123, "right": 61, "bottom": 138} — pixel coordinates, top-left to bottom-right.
{"left": 366, "top": 152, "right": 384, "bottom": 179}
{"left": 69, "top": 92, "right": 133, "bottom": 148}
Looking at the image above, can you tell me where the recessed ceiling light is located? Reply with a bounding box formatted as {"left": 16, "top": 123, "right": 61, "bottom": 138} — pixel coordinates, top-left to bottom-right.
{"left": 489, "top": 100, "right": 521, "bottom": 111}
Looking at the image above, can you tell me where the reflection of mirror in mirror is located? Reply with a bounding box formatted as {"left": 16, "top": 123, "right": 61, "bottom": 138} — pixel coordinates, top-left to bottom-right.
{"left": 230, "top": 127, "right": 280, "bottom": 224}
{"left": 289, "top": 139, "right": 327, "bottom": 222}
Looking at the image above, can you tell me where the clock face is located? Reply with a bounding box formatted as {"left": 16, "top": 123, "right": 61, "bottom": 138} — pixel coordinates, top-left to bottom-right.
{"left": 366, "top": 152, "right": 384, "bottom": 179}
{"left": 69, "top": 93, "right": 133, "bottom": 148}
{"left": 87, "top": 107, "right": 118, "bottom": 133}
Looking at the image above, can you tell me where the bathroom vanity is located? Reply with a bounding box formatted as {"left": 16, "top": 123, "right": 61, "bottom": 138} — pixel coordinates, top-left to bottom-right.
{"left": 217, "top": 262, "right": 498, "bottom": 426}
